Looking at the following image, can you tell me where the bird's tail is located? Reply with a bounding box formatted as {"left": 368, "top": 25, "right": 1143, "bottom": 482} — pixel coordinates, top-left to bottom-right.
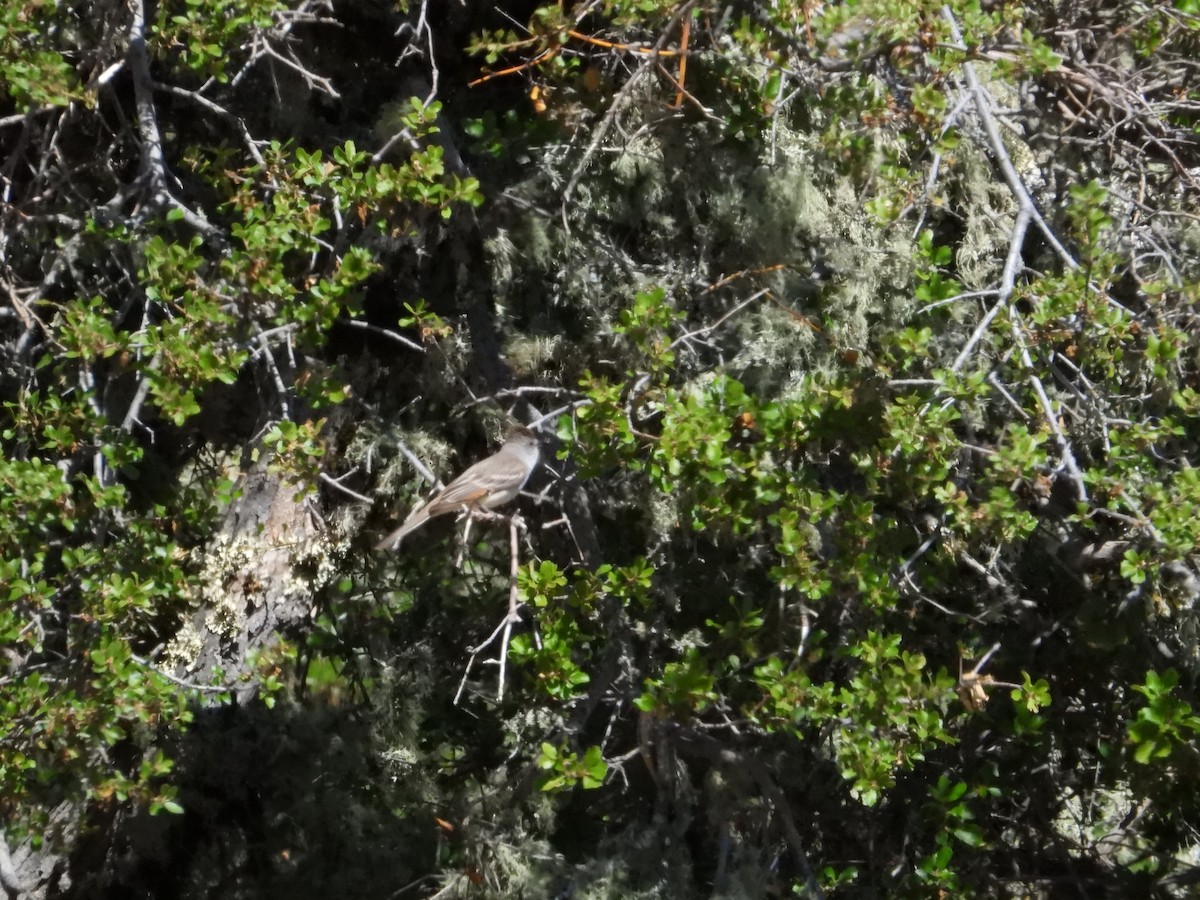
{"left": 374, "top": 506, "right": 431, "bottom": 550}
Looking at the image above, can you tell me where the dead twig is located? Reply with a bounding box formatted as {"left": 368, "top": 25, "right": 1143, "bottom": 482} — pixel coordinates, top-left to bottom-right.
{"left": 951, "top": 206, "right": 1031, "bottom": 373}
{"left": 667, "top": 289, "right": 767, "bottom": 352}
{"left": 560, "top": 2, "right": 698, "bottom": 231}
{"left": 256, "top": 331, "right": 292, "bottom": 420}
{"left": 151, "top": 80, "right": 267, "bottom": 170}
{"left": 339, "top": 319, "right": 425, "bottom": 353}
{"left": 453, "top": 514, "right": 530, "bottom": 704}
{"left": 1009, "top": 318, "right": 1088, "bottom": 503}
{"left": 941, "top": 7, "right": 1077, "bottom": 273}
{"left": 130, "top": 653, "right": 236, "bottom": 695}
{"left": 126, "top": 0, "right": 222, "bottom": 238}
{"left": 319, "top": 471, "right": 373, "bottom": 504}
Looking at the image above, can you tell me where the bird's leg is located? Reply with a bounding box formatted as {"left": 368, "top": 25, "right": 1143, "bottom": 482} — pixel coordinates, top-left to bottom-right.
{"left": 453, "top": 508, "right": 524, "bottom": 568}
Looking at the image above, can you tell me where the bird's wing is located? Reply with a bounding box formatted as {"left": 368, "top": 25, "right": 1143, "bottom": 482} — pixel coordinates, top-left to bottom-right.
{"left": 427, "top": 455, "right": 528, "bottom": 511}
{"left": 425, "top": 478, "right": 492, "bottom": 514}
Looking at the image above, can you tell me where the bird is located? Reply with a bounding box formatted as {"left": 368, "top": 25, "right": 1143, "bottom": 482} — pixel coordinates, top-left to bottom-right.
{"left": 375, "top": 426, "right": 540, "bottom": 550}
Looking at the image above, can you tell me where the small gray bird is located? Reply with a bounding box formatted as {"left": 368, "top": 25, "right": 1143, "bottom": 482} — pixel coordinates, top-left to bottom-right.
{"left": 375, "top": 426, "right": 540, "bottom": 550}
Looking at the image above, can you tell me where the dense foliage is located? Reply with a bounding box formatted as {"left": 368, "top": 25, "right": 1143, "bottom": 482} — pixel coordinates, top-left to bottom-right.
{"left": 1, "top": 0, "right": 1199, "bottom": 896}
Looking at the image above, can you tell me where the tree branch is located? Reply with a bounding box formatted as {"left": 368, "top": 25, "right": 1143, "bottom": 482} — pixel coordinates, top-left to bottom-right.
{"left": 126, "top": 0, "right": 222, "bottom": 239}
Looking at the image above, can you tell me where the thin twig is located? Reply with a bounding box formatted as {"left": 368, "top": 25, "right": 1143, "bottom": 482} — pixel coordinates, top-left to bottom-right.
{"left": 941, "top": 6, "right": 1077, "bottom": 272}
{"left": 667, "top": 290, "right": 768, "bottom": 352}
{"left": 1009, "top": 319, "right": 1088, "bottom": 502}
{"left": 918, "top": 288, "right": 998, "bottom": 315}
{"left": 393, "top": 440, "right": 439, "bottom": 487}
{"left": 339, "top": 318, "right": 425, "bottom": 353}
{"left": 258, "top": 43, "right": 341, "bottom": 98}
{"left": 528, "top": 399, "right": 593, "bottom": 431}
{"left": 319, "top": 471, "right": 373, "bottom": 504}
{"left": 951, "top": 206, "right": 1031, "bottom": 373}
{"left": 130, "top": 654, "right": 234, "bottom": 694}
{"left": 151, "top": 80, "right": 267, "bottom": 169}
{"left": 256, "top": 332, "right": 291, "bottom": 419}
{"left": 120, "top": 350, "right": 161, "bottom": 433}
{"left": 496, "top": 514, "right": 526, "bottom": 701}
{"left": 987, "top": 371, "right": 1032, "bottom": 421}
{"left": 451, "top": 514, "right": 528, "bottom": 704}
{"left": 560, "top": 2, "right": 697, "bottom": 230}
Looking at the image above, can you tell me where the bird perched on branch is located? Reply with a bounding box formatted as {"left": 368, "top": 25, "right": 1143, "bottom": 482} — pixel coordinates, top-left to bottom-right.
{"left": 375, "top": 426, "right": 540, "bottom": 550}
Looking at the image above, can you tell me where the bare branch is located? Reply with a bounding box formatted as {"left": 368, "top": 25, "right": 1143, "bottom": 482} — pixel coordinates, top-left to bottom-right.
{"left": 319, "top": 471, "right": 373, "bottom": 504}
{"left": 120, "top": 351, "right": 161, "bottom": 433}
{"left": 560, "top": 1, "right": 697, "bottom": 230}
{"left": 130, "top": 654, "right": 234, "bottom": 694}
{"left": 951, "top": 206, "right": 1031, "bottom": 373}
{"left": 256, "top": 331, "right": 291, "bottom": 419}
{"left": 1009, "top": 318, "right": 1088, "bottom": 503}
{"left": 151, "top": 80, "right": 267, "bottom": 169}
{"left": 667, "top": 289, "right": 767, "bottom": 352}
{"left": 339, "top": 319, "right": 425, "bottom": 353}
{"left": 941, "top": 7, "right": 1077, "bottom": 271}
{"left": 126, "top": 0, "right": 223, "bottom": 239}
